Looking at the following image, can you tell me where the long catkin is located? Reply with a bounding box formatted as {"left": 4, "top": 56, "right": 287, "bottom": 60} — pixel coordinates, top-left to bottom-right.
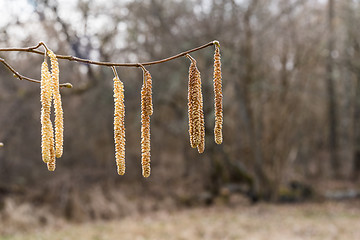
{"left": 48, "top": 50, "right": 64, "bottom": 158}
{"left": 188, "top": 60, "right": 197, "bottom": 148}
{"left": 187, "top": 55, "right": 205, "bottom": 153}
{"left": 140, "top": 66, "right": 152, "bottom": 177}
{"left": 40, "top": 61, "right": 53, "bottom": 163}
{"left": 113, "top": 75, "right": 126, "bottom": 175}
{"left": 213, "top": 43, "right": 223, "bottom": 144}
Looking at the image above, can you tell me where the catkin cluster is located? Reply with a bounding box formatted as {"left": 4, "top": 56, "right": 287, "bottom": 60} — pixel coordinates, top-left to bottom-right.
{"left": 140, "top": 66, "right": 153, "bottom": 177}
{"left": 113, "top": 75, "right": 126, "bottom": 175}
{"left": 213, "top": 42, "right": 223, "bottom": 144}
{"left": 38, "top": 41, "right": 223, "bottom": 176}
{"left": 187, "top": 54, "right": 205, "bottom": 153}
{"left": 40, "top": 50, "right": 64, "bottom": 171}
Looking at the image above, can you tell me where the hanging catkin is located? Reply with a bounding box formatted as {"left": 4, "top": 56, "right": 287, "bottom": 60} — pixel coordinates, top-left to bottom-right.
{"left": 186, "top": 54, "right": 205, "bottom": 153}
{"left": 48, "top": 50, "right": 64, "bottom": 158}
{"left": 140, "top": 65, "right": 152, "bottom": 177}
{"left": 40, "top": 61, "right": 53, "bottom": 163}
{"left": 188, "top": 59, "right": 197, "bottom": 148}
{"left": 113, "top": 73, "right": 126, "bottom": 175}
{"left": 213, "top": 41, "right": 223, "bottom": 144}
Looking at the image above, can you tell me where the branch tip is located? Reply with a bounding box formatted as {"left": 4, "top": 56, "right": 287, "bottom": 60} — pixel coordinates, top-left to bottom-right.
{"left": 60, "top": 83, "right": 73, "bottom": 88}
{"left": 213, "top": 40, "right": 220, "bottom": 47}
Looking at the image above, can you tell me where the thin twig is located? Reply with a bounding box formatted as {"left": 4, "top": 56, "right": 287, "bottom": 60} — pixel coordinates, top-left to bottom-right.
{"left": 186, "top": 54, "right": 195, "bottom": 62}
{"left": 111, "top": 66, "right": 119, "bottom": 79}
{"left": 138, "top": 63, "right": 145, "bottom": 70}
{"left": 0, "top": 58, "right": 72, "bottom": 88}
{"left": 138, "top": 64, "right": 147, "bottom": 84}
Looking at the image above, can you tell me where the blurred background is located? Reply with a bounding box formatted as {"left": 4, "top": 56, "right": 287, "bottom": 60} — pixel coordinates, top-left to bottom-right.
{"left": 1, "top": 0, "right": 360, "bottom": 239}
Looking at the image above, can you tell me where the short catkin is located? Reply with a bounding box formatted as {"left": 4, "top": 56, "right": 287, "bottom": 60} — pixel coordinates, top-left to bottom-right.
{"left": 186, "top": 54, "right": 205, "bottom": 153}
{"left": 140, "top": 65, "right": 152, "bottom": 177}
{"left": 40, "top": 61, "right": 53, "bottom": 163}
{"left": 48, "top": 50, "right": 64, "bottom": 158}
{"left": 213, "top": 42, "right": 223, "bottom": 144}
{"left": 113, "top": 75, "right": 126, "bottom": 175}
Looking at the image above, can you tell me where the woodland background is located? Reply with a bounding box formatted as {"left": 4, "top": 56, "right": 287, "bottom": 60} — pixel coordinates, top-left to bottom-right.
{"left": 1, "top": 0, "right": 360, "bottom": 238}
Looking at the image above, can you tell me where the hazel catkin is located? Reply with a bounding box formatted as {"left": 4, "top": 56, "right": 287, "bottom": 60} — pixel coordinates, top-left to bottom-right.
{"left": 186, "top": 54, "right": 205, "bottom": 153}
{"left": 113, "top": 75, "right": 126, "bottom": 175}
{"left": 140, "top": 65, "right": 152, "bottom": 177}
{"left": 40, "top": 61, "right": 53, "bottom": 163}
{"left": 213, "top": 42, "right": 223, "bottom": 144}
{"left": 188, "top": 60, "right": 197, "bottom": 149}
{"left": 48, "top": 50, "right": 64, "bottom": 158}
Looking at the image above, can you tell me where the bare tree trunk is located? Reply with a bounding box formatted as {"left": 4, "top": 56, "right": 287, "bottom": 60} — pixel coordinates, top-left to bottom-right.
{"left": 239, "top": 0, "right": 272, "bottom": 200}
{"left": 351, "top": 28, "right": 360, "bottom": 178}
{"left": 342, "top": 0, "right": 360, "bottom": 179}
{"left": 354, "top": 72, "right": 360, "bottom": 178}
{"left": 326, "top": 0, "right": 339, "bottom": 177}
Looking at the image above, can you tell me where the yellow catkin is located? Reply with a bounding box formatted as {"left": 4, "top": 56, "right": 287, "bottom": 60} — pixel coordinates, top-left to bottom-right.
{"left": 140, "top": 66, "right": 152, "bottom": 177}
{"left": 113, "top": 76, "right": 126, "bottom": 175}
{"left": 188, "top": 60, "right": 197, "bottom": 148}
{"left": 48, "top": 50, "right": 64, "bottom": 158}
{"left": 187, "top": 55, "right": 205, "bottom": 153}
{"left": 213, "top": 42, "right": 223, "bottom": 144}
{"left": 40, "top": 61, "right": 53, "bottom": 163}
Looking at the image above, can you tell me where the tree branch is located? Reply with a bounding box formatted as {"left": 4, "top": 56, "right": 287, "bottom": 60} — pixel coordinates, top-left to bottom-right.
{"left": 0, "top": 41, "right": 215, "bottom": 67}
{"left": 0, "top": 40, "right": 217, "bottom": 87}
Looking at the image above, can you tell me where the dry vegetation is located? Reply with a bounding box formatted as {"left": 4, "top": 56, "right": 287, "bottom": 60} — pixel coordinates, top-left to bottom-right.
{"left": 1, "top": 201, "right": 360, "bottom": 240}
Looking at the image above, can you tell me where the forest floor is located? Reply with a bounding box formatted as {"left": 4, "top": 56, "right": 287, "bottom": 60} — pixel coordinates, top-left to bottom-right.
{"left": 1, "top": 200, "right": 360, "bottom": 240}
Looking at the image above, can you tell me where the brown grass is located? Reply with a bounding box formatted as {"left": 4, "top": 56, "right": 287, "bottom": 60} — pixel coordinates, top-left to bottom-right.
{"left": 1, "top": 201, "right": 360, "bottom": 240}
